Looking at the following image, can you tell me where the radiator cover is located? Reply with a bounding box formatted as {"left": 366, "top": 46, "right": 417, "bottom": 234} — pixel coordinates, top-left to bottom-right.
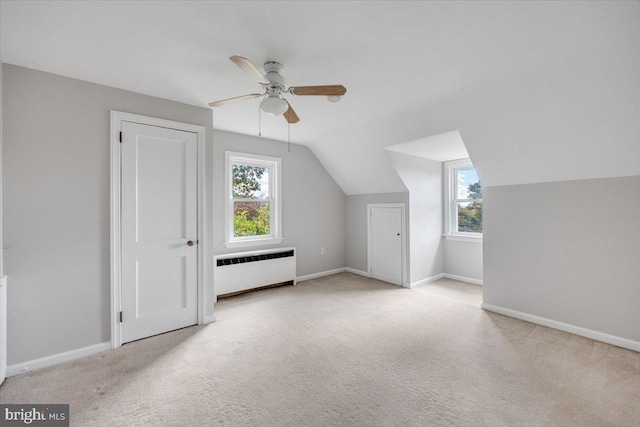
{"left": 214, "top": 247, "right": 296, "bottom": 297}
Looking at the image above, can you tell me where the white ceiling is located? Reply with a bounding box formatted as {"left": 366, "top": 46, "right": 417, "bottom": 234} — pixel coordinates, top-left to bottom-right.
{"left": 2, "top": 1, "right": 639, "bottom": 193}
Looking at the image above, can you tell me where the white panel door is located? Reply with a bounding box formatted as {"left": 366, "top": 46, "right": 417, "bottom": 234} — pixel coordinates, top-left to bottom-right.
{"left": 121, "top": 122, "right": 198, "bottom": 343}
{"left": 370, "top": 207, "right": 403, "bottom": 286}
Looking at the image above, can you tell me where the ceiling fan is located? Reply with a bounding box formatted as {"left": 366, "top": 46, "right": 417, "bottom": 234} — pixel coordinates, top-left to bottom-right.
{"left": 209, "top": 56, "right": 347, "bottom": 123}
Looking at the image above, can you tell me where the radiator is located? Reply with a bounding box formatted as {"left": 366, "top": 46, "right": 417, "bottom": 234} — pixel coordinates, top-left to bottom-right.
{"left": 214, "top": 247, "right": 296, "bottom": 298}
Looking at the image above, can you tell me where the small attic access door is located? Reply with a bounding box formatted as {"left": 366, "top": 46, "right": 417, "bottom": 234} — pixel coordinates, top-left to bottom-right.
{"left": 367, "top": 203, "right": 405, "bottom": 286}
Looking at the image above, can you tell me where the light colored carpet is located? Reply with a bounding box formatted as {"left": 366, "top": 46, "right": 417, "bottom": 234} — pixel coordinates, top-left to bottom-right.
{"left": 413, "top": 277, "right": 483, "bottom": 307}
{"left": 1, "top": 273, "right": 639, "bottom": 426}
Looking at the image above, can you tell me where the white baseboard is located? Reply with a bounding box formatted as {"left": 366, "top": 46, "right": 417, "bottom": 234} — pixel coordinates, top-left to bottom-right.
{"left": 481, "top": 303, "right": 640, "bottom": 353}
{"left": 6, "top": 341, "right": 111, "bottom": 377}
{"left": 408, "top": 273, "right": 445, "bottom": 289}
{"left": 443, "top": 273, "right": 483, "bottom": 286}
{"left": 345, "top": 267, "right": 370, "bottom": 278}
{"left": 296, "top": 268, "right": 347, "bottom": 283}
{"left": 204, "top": 314, "right": 217, "bottom": 324}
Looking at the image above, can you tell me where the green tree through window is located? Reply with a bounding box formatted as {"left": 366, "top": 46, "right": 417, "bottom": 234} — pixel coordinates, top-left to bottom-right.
{"left": 232, "top": 165, "right": 264, "bottom": 198}
{"left": 456, "top": 169, "right": 482, "bottom": 233}
{"left": 232, "top": 164, "right": 271, "bottom": 237}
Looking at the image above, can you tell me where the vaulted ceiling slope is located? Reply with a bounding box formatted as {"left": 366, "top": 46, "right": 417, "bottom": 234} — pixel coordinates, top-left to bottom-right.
{"left": 2, "top": 1, "right": 638, "bottom": 193}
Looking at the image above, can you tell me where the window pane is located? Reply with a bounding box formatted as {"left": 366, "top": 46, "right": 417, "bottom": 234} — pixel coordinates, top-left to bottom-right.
{"left": 233, "top": 201, "right": 271, "bottom": 237}
{"left": 456, "top": 168, "right": 482, "bottom": 199}
{"left": 457, "top": 201, "right": 482, "bottom": 233}
{"left": 232, "top": 164, "right": 269, "bottom": 199}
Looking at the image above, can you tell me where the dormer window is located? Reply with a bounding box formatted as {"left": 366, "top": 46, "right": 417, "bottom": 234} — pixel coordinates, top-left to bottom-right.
{"left": 444, "top": 159, "right": 482, "bottom": 240}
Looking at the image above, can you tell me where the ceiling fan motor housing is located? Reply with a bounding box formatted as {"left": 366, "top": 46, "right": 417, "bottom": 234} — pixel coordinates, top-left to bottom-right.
{"left": 263, "top": 61, "right": 286, "bottom": 87}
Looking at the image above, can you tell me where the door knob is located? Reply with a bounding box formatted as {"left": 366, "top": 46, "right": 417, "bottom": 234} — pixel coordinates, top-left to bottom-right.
{"left": 187, "top": 240, "right": 194, "bottom": 246}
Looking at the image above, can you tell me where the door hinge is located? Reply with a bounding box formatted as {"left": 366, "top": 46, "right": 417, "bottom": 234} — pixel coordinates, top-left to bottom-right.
{"left": 119, "top": 311, "right": 123, "bottom": 323}
{"left": 119, "top": 131, "right": 123, "bottom": 143}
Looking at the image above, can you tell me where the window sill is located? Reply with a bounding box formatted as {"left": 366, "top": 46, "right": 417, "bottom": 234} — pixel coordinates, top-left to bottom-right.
{"left": 224, "top": 237, "right": 284, "bottom": 249}
{"left": 443, "top": 234, "right": 483, "bottom": 243}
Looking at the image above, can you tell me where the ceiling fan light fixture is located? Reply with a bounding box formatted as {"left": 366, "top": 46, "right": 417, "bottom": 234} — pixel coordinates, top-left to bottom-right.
{"left": 327, "top": 95, "right": 341, "bottom": 102}
{"left": 260, "top": 94, "right": 289, "bottom": 116}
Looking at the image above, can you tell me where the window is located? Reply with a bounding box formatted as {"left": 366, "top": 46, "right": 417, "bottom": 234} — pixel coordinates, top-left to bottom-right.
{"left": 224, "top": 151, "right": 282, "bottom": 248}
{"left": 444, "top": 159, "right": 482, "bottom": 239}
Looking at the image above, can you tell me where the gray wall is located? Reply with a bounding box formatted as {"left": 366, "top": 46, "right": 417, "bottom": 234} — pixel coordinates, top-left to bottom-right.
{"left": 2, "top": 64, "right": 346, "bottom": 366}
{"left": 346, "top": 192, "right": 409, "bottom": 275}
{"left": 211, "top": 130, "right": 346, "bottom": 278}
{"left": 2, "top": 64, "right": 214, "bottom": 365}
{"left": 483, "top": 176, "right": 640, "bottom": 342}
{"left": 444, "top": 240, "right": 483, "bottom": 283}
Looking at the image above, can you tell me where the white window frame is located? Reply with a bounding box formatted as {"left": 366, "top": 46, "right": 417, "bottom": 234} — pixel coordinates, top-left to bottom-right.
{"left": 443, "top": 159, "right": 482, "bottom": 242}
{"left": 224, "top": 151, "right": 283, "bottom": 249}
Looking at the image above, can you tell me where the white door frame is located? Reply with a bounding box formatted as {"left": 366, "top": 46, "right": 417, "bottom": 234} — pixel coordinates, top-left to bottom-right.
{"left": 110, "top": 111, "right": 207, "bottom": 349}
{"left": 367, "top": 203, "right": 407, "bottom": 287}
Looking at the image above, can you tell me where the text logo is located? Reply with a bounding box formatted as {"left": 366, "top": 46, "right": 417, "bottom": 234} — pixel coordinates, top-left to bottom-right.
{"left": 0, "top": 405, "right": 69, "bottom": 427}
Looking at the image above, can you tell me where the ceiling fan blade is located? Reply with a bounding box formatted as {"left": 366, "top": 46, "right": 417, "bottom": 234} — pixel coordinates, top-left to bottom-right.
{"left": 283, "top": 101, "right": 300, "bottom": 124}
{"left": 289, "top": 85, "right": 347, "bottom": 96}
{"left": 230, "top": 55, "right": 270, "bottom": 85}
{"left": 208, "top": 93, "right": 262, "bottom": 108}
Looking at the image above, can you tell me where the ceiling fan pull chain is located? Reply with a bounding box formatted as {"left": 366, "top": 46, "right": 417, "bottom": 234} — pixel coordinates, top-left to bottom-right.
{"left": 258, "top": 104, "right": 262, "bottom": 137}
{"left": 288, "top": 122, "right": 291, "bottom": 153}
